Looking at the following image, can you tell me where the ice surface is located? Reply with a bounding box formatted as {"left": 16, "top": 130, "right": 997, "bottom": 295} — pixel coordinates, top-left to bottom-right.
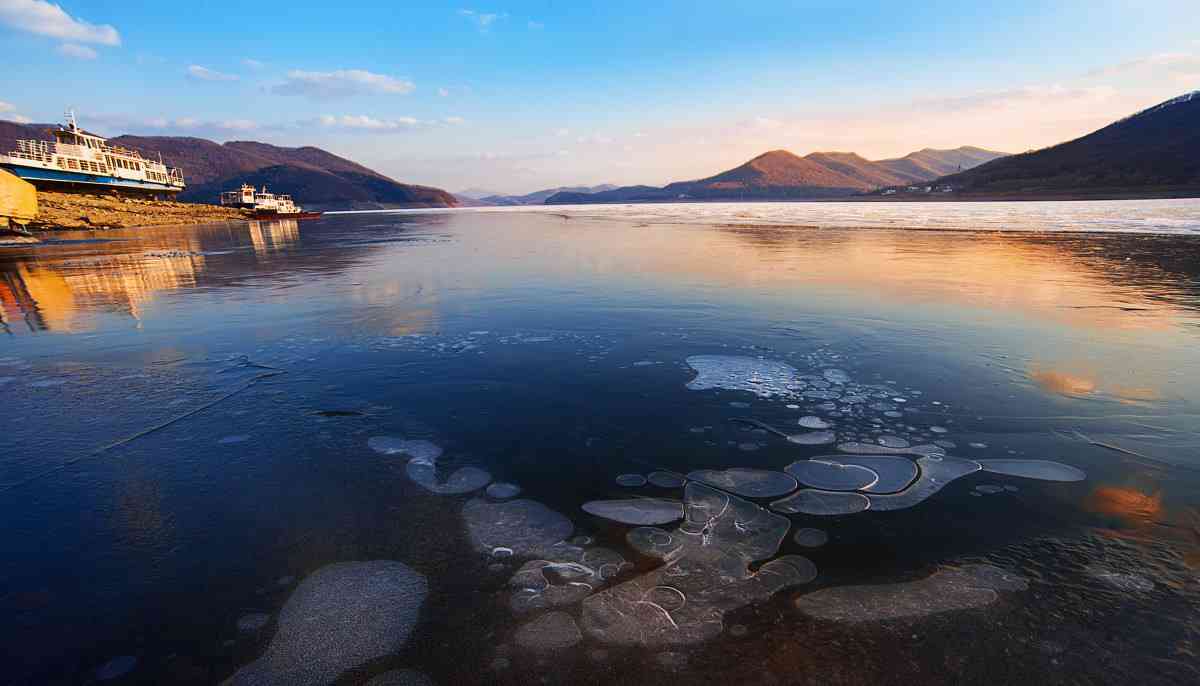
{"left": 798, "top": 416, "right": 831, "bottom": 429}
{"left": 837, "top": 442, "right": 945, "bottom": 457}
{"left": 979, "top": 459, "right": 1086, "bottom": 482}
{"left": 582, "top": 499, "right": 685, "bottom": 525}
{"left": 406, "top": 462, "right": 492, "bottom": 495}
{"left": 486, "top": 482, "right": 522, "bottom": 499}
{"left": 787, "top": 430, "right": 837, "bottom": 445}
{"left": 785, "top": 460, "right": 879, "bottom": 491}
{"left": 616, "top": 473, "right": 648, "bottom": 487}
{"left": 368, "top": 436, "right": 443, "bottom": 464}
{"left": 515, "top": 611, "right": 582, "bottom": 651}
{"left": 792, "top": 528, "right": 829, "bottom": 548}
{"left": 686, "top": 468, "right": 798, "bottom": 498}
{"left": 225, "top": 561, "right": 427, "bottom": 686}
{"left": 685, "top": 355, "right": 798, "bottom": 397}
{"left": 822, "top": 369, "right": 851, "bottom": 384}
{"left": 648, "top": 471, "right": 686, "bottom": 488}
{"left": 463, "top": 499, "right": 574, "bottom": 557}
{"left": 877, "top": 435, "right": 910, "bottom": 448}
{"left": 770, "top": 489, "right": 871, "bottom": 516}
{"left": 825, "top": 455, "right": 919, "bottom": 494}
{"left": 795, "top": 564, "right": 1027, "bottom": 623}
{"left": 865, "top": 455, "right": 981, "bottom": 511}
{"left": 581, "top": 483, "right": 813, "bottom": 647}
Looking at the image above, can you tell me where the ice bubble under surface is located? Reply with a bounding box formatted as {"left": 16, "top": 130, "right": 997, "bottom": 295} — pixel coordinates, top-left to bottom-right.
{"left": 582, "top": 499, "right": 685, "bottom": 525}
{"left": 463, "top": 499, "right": 574, "bottom": 558}
{"left": 770, "top": 489, "right": 871, "bottom": 516}
{"left": 581, "top": 483, "right": 814, "bottom": 647}
{"left": 795, "top": 564, "right": 1027, "bottom": 623}
{"left": 225, "top": 561, "right": 427, "bottom": 686}
{"left": 785, "top": 460, "right": 879, "bottom": 491}
{"left": 685, "top": 355, "right": 799, "bottom": 397}
{"left": 979, "top": 459, "right": 1086, "bottom": 482}
{"left": 686, "top": 468, "right": 799, "bottom": 498}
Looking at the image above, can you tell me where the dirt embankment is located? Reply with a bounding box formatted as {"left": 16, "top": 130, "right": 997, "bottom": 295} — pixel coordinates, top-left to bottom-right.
{"left": 29, "top": 190, "right": 251, "bottom": 230}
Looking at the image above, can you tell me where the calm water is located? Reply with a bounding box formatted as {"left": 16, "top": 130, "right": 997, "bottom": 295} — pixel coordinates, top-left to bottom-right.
{"left": 2, "top": 200, "right": 1200, "bottom": 685}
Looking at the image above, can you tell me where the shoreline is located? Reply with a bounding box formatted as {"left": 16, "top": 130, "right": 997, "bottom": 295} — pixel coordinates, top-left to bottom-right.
{"left": 19, "top": 190, "right": 251, "bottom": 234}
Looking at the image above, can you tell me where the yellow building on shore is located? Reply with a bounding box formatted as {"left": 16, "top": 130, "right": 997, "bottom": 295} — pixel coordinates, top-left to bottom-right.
{"left": 0, "top": 168, "right": 37, "bottom": 230}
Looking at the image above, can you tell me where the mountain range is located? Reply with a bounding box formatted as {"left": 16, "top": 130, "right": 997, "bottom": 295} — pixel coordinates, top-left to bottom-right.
{"left": 936, "top": 91, "right": 1200, "bottom": 198}
{"left": 545, "top": 147, "right": 1007, "bottom": 204}
{"left": 462, "top": 184, "right": 621, "bottom": 206}
{"left": 0, "top": 122, "right": 457, "bottom": 211}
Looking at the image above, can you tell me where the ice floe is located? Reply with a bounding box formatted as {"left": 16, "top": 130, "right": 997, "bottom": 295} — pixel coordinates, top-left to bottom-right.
{"left": 770, "top": 489, "right": 871, "bottom": 516}
{"left": 785, "top": 460, "right": 879, "bottom": 491}
{"left": 836, "top": 442, "right": 945, "bottom": 456}
{"left": 826, "top": 455, "right": 919, "bottom": 494}
{"left": 686, "top": 468, "right": 799, "bottom": 498}
{"left": 225, "top": 561, "right": 427, "bottom": 686}
{"left": 616, "top": 473, "right": 648, "bottom": 487}
{"left": 795, "top": 564, "right": 1027, "bottom": 623}
{"left": 486, "top": 482, "right": 522, "bottom": 499}
{"left": 685, "top": 355, "right": 798, "bottom": 397}
{"left": 582, "top": 498, "right": 685, "bottom": 525}
{"left": 406, "top": 462, "right": 491, "bottom": 495}
{"left": 368, "top": 436, "right": 443, "bottom": 464}
{"left": 864, "top": 455, "right": 981, "bottom": 511}
{"left": 792, "top": 528, "right": 829, "bottom": 548}
{"left": 979, "top": 459, "right": 1086, "bottom": 482}
{"left": 647, "top": 471, "right": 686, "bottom": 488}
{"left": 798, "top": 416, "right": 831, "bottom": 429}
{"left": 581, "top": 483, "right": 815, "bottom": 647}
{"left": 463, "top": 499, "right": 574, "bottom": 558}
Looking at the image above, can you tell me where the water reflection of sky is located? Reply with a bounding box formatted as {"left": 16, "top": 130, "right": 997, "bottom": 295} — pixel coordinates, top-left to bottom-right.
{"left": 2, "top": 208, "right": 1200, "bottom": 684}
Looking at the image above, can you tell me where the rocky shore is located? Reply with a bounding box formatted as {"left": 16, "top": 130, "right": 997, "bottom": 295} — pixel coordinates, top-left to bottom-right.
{"left": 28, "top": 190, "right": 250, "bottom": 231}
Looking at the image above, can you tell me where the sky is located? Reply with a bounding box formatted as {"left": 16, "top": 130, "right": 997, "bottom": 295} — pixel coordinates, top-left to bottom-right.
{"left": 1, "top": 0, "right": 1198, "bottom": 194}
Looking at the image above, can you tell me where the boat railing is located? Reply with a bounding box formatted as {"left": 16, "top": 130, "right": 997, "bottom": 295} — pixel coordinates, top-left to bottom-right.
{"left": 11, "top": 139, "right": 53, "bottom": 163}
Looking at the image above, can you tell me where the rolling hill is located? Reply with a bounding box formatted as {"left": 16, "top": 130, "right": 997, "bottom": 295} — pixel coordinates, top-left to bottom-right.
{"left": 0, "top": 121, "right": 456, "bottom": 210}
{"left": 937, "top": 91, "right": 1200, "bottom": 197}
{"left": 546, "top": 146, "right": 1007, "bottom": 204}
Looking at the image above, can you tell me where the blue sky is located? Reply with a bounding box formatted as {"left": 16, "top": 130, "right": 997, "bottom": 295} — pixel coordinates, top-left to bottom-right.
{"left": 2, "top": 0, "right": 1198, "bottom": 193}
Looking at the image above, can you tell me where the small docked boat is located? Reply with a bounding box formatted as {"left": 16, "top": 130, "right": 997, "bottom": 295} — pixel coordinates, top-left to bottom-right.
{"left": 0, "top": 111, "right": 185, "bottom": 193}
{"left": 219, "top": 184, "right": 322, "bottom": 219}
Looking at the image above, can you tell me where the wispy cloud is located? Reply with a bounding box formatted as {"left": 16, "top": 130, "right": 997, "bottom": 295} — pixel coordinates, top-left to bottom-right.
{"left": 0, "top": 0, "right": 120, "bottom": 45}
{"left": 85, "top": 113, "right": 261, "bottom": 136}
{"left": 458, "top": 8, "right": 504, "bottom": 31}
{"left": 56, "top": 42, "right": 95, "bottom": 59}
{"left": 187, "top": 65, "right": 239, "bottom": 82}
{"left": 272, "top": 69, "right": 414, "bottom": 98}
{"left": 527, "top": 20, "right": 544, "bottom": 30}
{"left": 0, "top": 100, "right": 31, "bottom": 123}
{"left": 1087, "top": 51, "right": 1200, "bottom": 79}
{"left": 0, "top": 101, "right": 14, "bottom": 113}
{"left": 316, "top": 114, "right": 464, "bottom": 131}
{"left": 242, "top": 58, "right": 265, "bottom": 70}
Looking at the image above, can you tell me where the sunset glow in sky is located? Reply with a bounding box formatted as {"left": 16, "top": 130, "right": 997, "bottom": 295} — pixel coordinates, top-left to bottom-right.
{"left": 2, "top": 0, "right": 1199, "bottom": 193}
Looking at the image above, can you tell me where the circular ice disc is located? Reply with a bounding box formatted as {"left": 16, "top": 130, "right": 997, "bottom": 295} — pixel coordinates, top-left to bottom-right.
{"left": 793, "top": 528, "right": 829, "bottom": 547}
{"left": 486, "top": 482, "right": 522, "bottom": 499}
{"left": 785, "top": 460, "right": 879, "bottom": 491}
{"left": 647, "top": 471, "right": 686, "bottom": 488}
{"left": 822, "top": 455, "right": 919, "bottom": 494}
{"left": 582, "top": 499, "right": 684, "bottom": 525}
{"left": 615, "top": 473, "right": 647, "bottom": 487}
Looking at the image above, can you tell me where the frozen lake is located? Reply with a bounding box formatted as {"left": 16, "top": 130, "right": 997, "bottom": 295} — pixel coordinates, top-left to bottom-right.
{"left": 2, "top": 202, "right": 1199, "bottom": 684}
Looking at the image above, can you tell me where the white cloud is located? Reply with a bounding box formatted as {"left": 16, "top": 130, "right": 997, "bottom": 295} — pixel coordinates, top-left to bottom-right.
{"left": 316, "top": 114, "right": 464, "bottom": 131}
{"left": 458, "top": 8, "right": 503, "bottom": 31}
{"left": 187, "top": 65, "right": 239, "bottom": 82}
{"left": 0, "top": 101, "right": 30, "bottom": 123}
{"left": 0, "top": 100, "right": 15, "bottom": 113}
{"left": 242, "top": 58, "right": 264, "bottom": 70}
{"left": 56, "top": 42, "right": 95, "bottom": 59}
{"left": 218, "top": 119, "right": 257, "bottom": 131}
{"left": 0, "top": 0, "right": 119, "bottom": 45}
{"left": 555, "top": 128, "right": 570, "bottom": 137}
{"left": 273, "top": 69, "right": 414, "bottom": 98}
{"left": 1088, "top": 51, "right": 1200, "bottom": 79}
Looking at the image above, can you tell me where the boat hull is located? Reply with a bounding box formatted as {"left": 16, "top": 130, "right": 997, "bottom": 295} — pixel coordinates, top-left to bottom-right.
{"left": 0, "top": 163, "right": 184, "bottom": 193}
{"left": 250, "top": 210, "right": 323, "bottom": 220}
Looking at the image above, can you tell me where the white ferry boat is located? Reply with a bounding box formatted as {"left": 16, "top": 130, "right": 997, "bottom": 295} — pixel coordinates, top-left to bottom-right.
{"left": 0, "top": 112, "right": 185, "bottom": 193}
{"left": 219, "top": 184, "right": 321, "bottom": 219}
